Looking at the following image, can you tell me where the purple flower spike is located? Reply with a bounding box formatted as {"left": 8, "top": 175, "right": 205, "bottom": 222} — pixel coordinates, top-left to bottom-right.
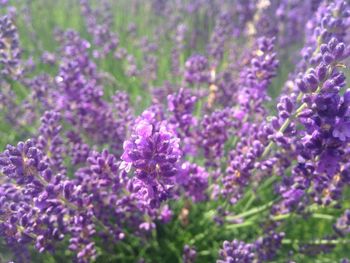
{"left": 184, "top": 54, "right": 209, "bottom": 84}
{"left": 121, "top": 108, "right": 182, "bottom": 207}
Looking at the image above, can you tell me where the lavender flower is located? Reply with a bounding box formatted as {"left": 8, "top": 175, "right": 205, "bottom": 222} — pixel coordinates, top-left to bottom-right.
{"left": 176, "top": 162, "right": 208, "bottom": 202}
{"left": 121, "top": 109, "right": 182, "bottom": 207}
{"left": 218, "top": 231, "right": 284, "bottom": 263}
{"left": 0, "top": 140, "right": 67, "bottom": 252}
{"left": 218, "top": 240, "right": 255, "bottom": 263}
{"left": 208, "top": 12, "right": 233, "bottom": 66}
{"left": 224, "top": 122, "right": 275, "bottom": 204}
{"left": 80, "top": 0, "right": 119, "bottom": 58}
{"left": 184, "top": 54, "right": 209, "bottom": 84}
{"left": 183, "top": 244, "right": 197, "bottom": 263}
{"left": 198, "top": 107, "right": 234, "bottom": 167}
{"left": 0, "top": 15, "right": 22, "bottom": 79}
{"left": 236, "top": 36, "right": 279, "bottom": 120}
{"left": 255, "top": 231, "right": 284, "bottom": 261}
{"left": 171, "top": 23, "right": 187, "bottom": 77}
{"left": 270, "top": 1, "right": 350, "bottom": 211}
{"left": 36, "top": 111, "right": 65, "bottom": 173}
{"left": 334, "top": 210, "right": 350, "bottom": 236}
{"left": 167, "top": 88, "right": 197, "bottom": 138}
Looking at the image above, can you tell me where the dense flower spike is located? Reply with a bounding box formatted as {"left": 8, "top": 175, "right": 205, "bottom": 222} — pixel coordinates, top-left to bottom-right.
{"left": 80, "top": 0, "right": 119, "bottom": 58}
{"left": 253, "top": 1, "right": 350, "bottom": 217}
{"left": 224, "top": 122, "right": 275, "bottom": 204}
{"left": 36, "top": 111, "right": 65, "bottom": 173}
{"left": 54, "top": 29, "right": 133, "bottom": 156}
{"left": 218, "top": 231, "right": 284, "bottom": 263}
{"left": 208, "top": 12, "right": 233, "bottom": 66}
{"left": 176, "top": 162, "right": 208, "bottom": 202}
{"left": 184, "top": 54, "right": 210, "bottom": 84}
{"left": 0, "top": 15, "right": 22, "bottom": 78}
{"left": 276, "top": 44, "right": 350, "bottom": 208}
{"left": 0, "top": 140, "right": 67, "bottom": 252}
{"left": 235, "top": 36, "right": 279, "bottom": 120}
{"left": 334, "top": 209, "right": 350, "bottom": 237}
{"left": 218, "top": 240, "right": 255, "bottom": 263}
{"left": 183, "top": 244, "right": 197, "bottom": 263}
{"left": 167, "top": 88, "right": 197, "bottom": 138}
{"left": 198, "top": 107, "right": 235, "bottom": 167}
{"left": 255, "top": 231, "right": 284, "bottom": 261}
{"left": 121, "top": 109, "right": 182, "bottom": 207}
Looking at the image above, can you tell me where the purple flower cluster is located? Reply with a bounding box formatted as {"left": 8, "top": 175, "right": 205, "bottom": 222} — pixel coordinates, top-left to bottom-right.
{"left": 36, "top": 111, "right": 65, "bottom": 174}
{"left": 334, "top": 210, "right": 350, "bottom": 236}
{"left": 121, "top": 109, "right": 181, "bottom": 207}
{"left": 80, "top": 0, "right": 119, "bottom": 59}
{"left": 0, "top": 140, "right": 67, "bottom": 252}
{"left": 224, "top": 123, "right": 275, "bottom": 204}
{"left": 176, "top": 162, "right": 208, "bottom": 202}
{"left": 208, "top": 12, "right": 233, "bottom": 66}
{"left": 266, "top": 0, "right": 350, "bottom": 214}
{"left": 218, "top": 240, "right": 255, "bottom": 263}
{"left": 236, "top": 36, "right": 279, "bottom": 120}
{"left": 198, "top": 108, "right": 234, "bottom": 168}
{"left": 283, "top": 50, "right": 349, "bottom": 207}
{"left": 55, "top": 30, "right": 133, "bottom": 156}
{"left": 183, "top": 244, "right": 197, "bottom": 263}
{"left": 184, "top": 54, "right": 210, "bottom": 84}
{"left": 167, "top": 88, "right": 197, "bottom": 138}
{"left": 0, "top": 15, "right": 22, "bottom": 78}
{"left": 218, "top": 231, "right": 284, "bottom": 263}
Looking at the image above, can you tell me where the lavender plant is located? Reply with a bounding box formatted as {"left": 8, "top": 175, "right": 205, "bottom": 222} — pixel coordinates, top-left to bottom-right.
{"left": 0, "top": 0, "right": 350, "bottom": 262}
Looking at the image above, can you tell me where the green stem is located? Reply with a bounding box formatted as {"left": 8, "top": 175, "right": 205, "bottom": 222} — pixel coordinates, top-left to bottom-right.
{"left": 272, "top": 212, "right": 335, "bottom": 221}
{"left": 242, "top": 193, "right": 256, "bottom": 211}
{"left": 197, "top": 250, "right": 211, "bottom": 256}
{"left": 311, "top": 213, "right": 335, "bottom": 220}
{"left": 260, "top": 117, "right": 292, "bottom": 160}
{"left": 282, "top": 238, "right": 350, "bottom": 246}
{"left": 225, "top": 220, "right": 255, "bottom": 230}
{"left": 227, "top": 200, "right": 276, "bottom": 221}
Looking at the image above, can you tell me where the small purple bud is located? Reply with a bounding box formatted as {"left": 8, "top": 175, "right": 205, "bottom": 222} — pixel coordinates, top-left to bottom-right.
{"left": 328, "top": 38, "right": 338, "bottom": 51}
{"left": 283, "top": 97, "right": 293, "bottom": 113}
{"left": 334, "top": 73, "right": 346, "bottom": 86}
{"left": 279, "top": 111, "right": 290, "bottom": 119}
{"left": 344, "top": 90, "right": 350, "bottom": 104}
{"left": 322, "top": 52, "right": 334, "bottom": 64}
{"left": 20, "top": 215, "right": 28, "bottom": 227}
{"left": 271, "top": 117, "right": 280, "bottom": 130}
{"left": 9, "top": 156, "right": 22, "bottom": 166}
{"left": 304, "top": 74, "right": 318, "bottom": 92}
{"left": 64, "top": 182, "right": 72, "bottom": 199}
{"left": 296, "top": 79, "right": 308, "bottom": 93}
{"left": 334, "top": 43, "right": 345, "bottom": 59}
{"left": 43, "top": 169, "right": 52, "bottom": 182}
{"left": 320, "top": 44, "right": 329, "bottom": 54}
{"left": 297, "top": 109, "right": 313, "bottom": 118}
{"left": 38, "top": 191, "right": 48, "bottom": 202}
{"left": 316, "top": 63, "right": 327, "bottom": 82}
